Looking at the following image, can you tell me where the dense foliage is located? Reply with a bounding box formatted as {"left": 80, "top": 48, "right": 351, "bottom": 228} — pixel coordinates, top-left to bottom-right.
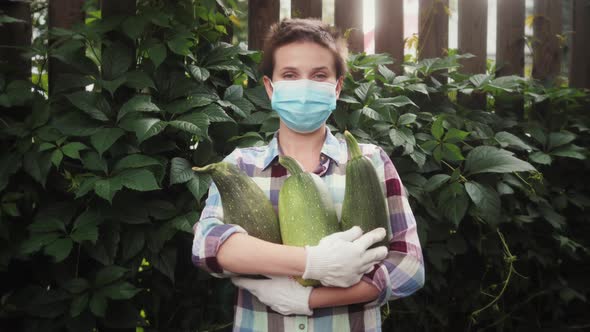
{"left": 1, "top": 0, "right": 589, "bottom": 331}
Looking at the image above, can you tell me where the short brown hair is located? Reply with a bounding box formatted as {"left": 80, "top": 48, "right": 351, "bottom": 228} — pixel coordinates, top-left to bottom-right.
{"left": 260, "top": 18, "right": 349, "bottom": 79}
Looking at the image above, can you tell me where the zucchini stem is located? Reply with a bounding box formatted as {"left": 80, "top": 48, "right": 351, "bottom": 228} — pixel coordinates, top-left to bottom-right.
{"left": 192, "top": 163, "right": 216, "bottom": 173}
{"left": 344, "top": 130, "right": 362, "bottom": 159}
{"left": 279, "top": 155, "right": 304, "bottom": 174}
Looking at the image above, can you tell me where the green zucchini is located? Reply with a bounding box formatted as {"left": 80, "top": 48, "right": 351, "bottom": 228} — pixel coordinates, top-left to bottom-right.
{"left": 278, "top": 155, "right": 340, "bottom": 286}
{"left": 341, "top": 131, "right": 391, "bottom": 248}
{"left": 193, "top": 162, "right": 282, "bottom": 244}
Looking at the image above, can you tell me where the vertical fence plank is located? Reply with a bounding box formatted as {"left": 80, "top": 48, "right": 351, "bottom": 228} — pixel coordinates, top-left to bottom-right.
{"left": 248, "top": 0, "right": 280, "bottom": 50}
{"left": 48, "top": 0, "right": 85, "bottom": 95}
{"left": 570, "top": 0, "right": 590, "bottom": 89}
{"left": 458, "top": 0, "right": 487, "bottom": 74}
{"left": 335, "top": 0, "right": 364, "bottom": 53}
{"left": 0, "top": 0, "right": 32, "bottom": 83}
{"left": 496, "top": 0, "right": 525, "bottom": 76}
{"left": 532, "top": 0, "right": 562, "bottom": 82}
{"left": 418, "top": 0, "right": 449, "bottom": 59}
{"left": 375, "top": 0, "right": 404, "bottom": 73}
{"left": 292, "top": 0, "right": 322, "bottom": 19}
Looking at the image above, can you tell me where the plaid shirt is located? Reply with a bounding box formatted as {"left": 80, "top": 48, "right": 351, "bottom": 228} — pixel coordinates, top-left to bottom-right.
{"left": 192, "top": 128, "right": 424, "bottom": 332}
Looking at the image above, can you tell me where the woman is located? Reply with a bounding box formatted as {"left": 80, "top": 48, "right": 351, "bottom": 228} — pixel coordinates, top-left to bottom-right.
{"left": 192, "top": 18, "right": 424, "bottom": 331}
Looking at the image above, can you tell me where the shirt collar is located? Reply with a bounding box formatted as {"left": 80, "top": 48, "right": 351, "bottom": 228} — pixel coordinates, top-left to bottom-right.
{"left": 261, "top": 127, "right": 345, "bottom": 170}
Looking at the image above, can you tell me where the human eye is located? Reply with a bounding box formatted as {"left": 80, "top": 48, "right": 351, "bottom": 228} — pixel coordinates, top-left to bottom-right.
{"left": 282, "top": 72, "right": 297, "bottom": 79}
{"left": 313, "top": 72, "right": 328, "bottom": 80}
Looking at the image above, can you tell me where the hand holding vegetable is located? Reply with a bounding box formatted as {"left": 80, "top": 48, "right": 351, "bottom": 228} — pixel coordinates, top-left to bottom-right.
{"left": 231, "top": 275, "right": 313, "bottom": 316}
{"left": 303, "top": 226, "right": 388, "bottom": 288}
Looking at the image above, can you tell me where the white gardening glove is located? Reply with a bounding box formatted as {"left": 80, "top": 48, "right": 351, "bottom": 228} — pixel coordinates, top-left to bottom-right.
{"left": 303, "top": 226, "right": 388, "bottom": 288}
{"left": 231, "top": 276, "right": 313, "bottom": 316}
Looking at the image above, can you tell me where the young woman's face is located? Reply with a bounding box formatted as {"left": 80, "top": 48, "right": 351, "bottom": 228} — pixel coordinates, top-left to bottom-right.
{"left": 263, "top": 41, "right": 343, "bottom": 99}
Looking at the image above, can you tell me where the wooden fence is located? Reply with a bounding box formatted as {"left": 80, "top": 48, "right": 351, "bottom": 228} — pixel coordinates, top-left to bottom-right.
{"left": 1, "top": 0, "right": 589, "bottom": 90}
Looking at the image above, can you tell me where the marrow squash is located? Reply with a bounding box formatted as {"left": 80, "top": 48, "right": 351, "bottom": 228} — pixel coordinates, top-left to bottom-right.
{"left": 341, "top": 131, "right": 391, "bottom": 248}
{"left": 193, "top": 162, "right": 281, "bottom": 244}
{"left": 278, "top": 155, "right": 340, "bottom": 286}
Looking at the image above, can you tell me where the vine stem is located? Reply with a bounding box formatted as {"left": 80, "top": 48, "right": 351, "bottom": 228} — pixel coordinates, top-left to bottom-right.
{"left": 440, "top": 159, "right": 469, "bottom": 182}
{"left": 470, "top": 229, "right": 516, "bottom": 320}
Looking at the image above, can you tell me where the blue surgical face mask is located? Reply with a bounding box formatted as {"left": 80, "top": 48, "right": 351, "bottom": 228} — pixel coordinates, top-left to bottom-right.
{"left": 270, "top": 79, "right": 338, "bottom": 134}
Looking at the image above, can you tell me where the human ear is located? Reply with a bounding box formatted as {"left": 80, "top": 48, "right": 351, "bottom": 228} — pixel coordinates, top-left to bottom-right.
{"left": 263, "top": 75, "right": 273, "bottom": 100}
{"left": 335, "top": 76, "right": 344, "bottom": 99}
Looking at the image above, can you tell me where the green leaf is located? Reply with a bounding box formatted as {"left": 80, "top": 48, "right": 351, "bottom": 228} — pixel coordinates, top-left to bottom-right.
{"left": 102, "top": 42, "right": 132, "bottom": 80}
{"left": 389, "top": 128, "right": 410, "bottom": 147}
{"left": 71, "top": 210, "right": 101, "bottom": 244}
{"left": 70, "top": 293, "right": 89, "bottom": 318}
{"left": 424, "top": 174, "right": 451, "bottom": 192}
{"left": 121, "top": 16, "right": 147, "bottom": 39}
{"left": 361, "top": 107, "right": 383, "bottom": 121}
{"left": 377, "top": 96, "right": 417, "bottom": 108}
{"left": 548, "top": 131, "right": 576, "bottom": 150}
{"left": 20, "top": 232, "right": 61, "bottom": 254}
{"left": 187, "top": 173, "right": 211, "bottom": 201}
{"left": 119, "top": 117, "right": 167, "bottom": 143}
{"left": 245, "top": 86, "right": 271, "bottom": 110}
{"left": 101, "top": 282, "right": 141, "bottom": 300}
{"left": 168, "top": 120, "right": 202, "bottom": 135}
{"left": 406, "top": 83, "right": 429, "bottom": 95}
{"left": 539, "top": 203, "right": 566, "bottom": 229}
{"left": 442, "top": 143, "right": 464, "bottom": 161}
{"left": 94, "top": 178, "right": 123, "bottom": 204}
{"left": 378, "top": 64, "right": 395, "bottom": 82}
{"left": 224, "top": 85, "right": 243, "bottom": 100}
{"left": 95, "top": 265, "right": 128, "bottom": 286}
{"left": 170, "top": 211, "right": 199, "bottom": 233}
{"left": 465, "top": 146, "right": 536, "bottom": 175}
{"left": 170, "top": 158, "right": 193, "bottom": 185}
{"left": 51, "top": 149, "right": 64, "bottom": 167}
{"left": 203, "top": 103, "right": 235, "bottom": 123}
{"left": 495, "top": 131, "right": 532, "bottom": 151}
{"left": 44, "top": 238, "right": 73, "bottom": 262}
{"left": 167, "top": 34, "right": 193, "bottom": 56}
{"left": 23, "top": 151, "right": 52, "bottom": 187}
{"left": 444, "top": 128, "right": 470, "bottom": 143}
{"left": 91, "top": 128, "right": 125, "bottom": 157}
{"left": 113, "top": 154, "right": 161, "bottom": 172}
{"left": 465, "top": 181, "right": 502, "bottom": 226}
{"left": 148, "top": 44, "right": 166, "bottom": 68}
{"left": 63, "top": 278, "right": 90, "bottom": 294}
{"left": 438, "top": 182, "right": 470, "bottom": 227}
{"left": 398, "top": 113, "right": 417, "bottom": 126}
{"left": 124, "top": 71, "right": 156, "bottom": 89}
{"left": 431, "top": 117, "right": 444, "bottom": 140}
{"left": 469, "top": 74, "right": 491, "bottom": 88}
{"left": 89, "top": 294, "right": 107, "bottom": 317}
{"left": 62, "top": 142, "right": 89, "bottom": 160}
{"left": 65, "top": 91, "right": 110, "bottom": 122}
{"left": 29, "top": 217, "right": 66, "bottom": 233}
{"left": 176, "top": 111, "right": 210, "bottom": 134}
{"left": 99, "top": 77, "right": 126, "bottom": 96}
{"left": 117, "top": 95, "right": 160, "bottom": 121}
{"left": 81, "top": 151, "right": 108, "bottom": 174}
{"left": 551, "top": 144, "right": 586, "bottom": 160}
{"left": 188, "top": 65, "right": 210, "bottom": 82}
{"left": 118, "top": 169, "right": 160, "bottom": 191}
{"left": 529, "top": 151, "right": 552, "bottom": 165}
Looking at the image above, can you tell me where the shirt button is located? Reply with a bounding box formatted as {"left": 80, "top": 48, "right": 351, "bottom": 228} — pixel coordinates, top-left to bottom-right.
{"left": 299, "top": 323, "right": 305, "bottom": 330}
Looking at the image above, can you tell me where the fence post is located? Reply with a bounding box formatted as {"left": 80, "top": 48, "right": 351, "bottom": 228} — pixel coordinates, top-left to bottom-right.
{"left": 418, "top": 0, "right": 449, "bottom": 60}
{"left": 458, "top": 0, "right": 488, "bottom": 110}
{"left": 532, "top": 0, "right": 562, "bottom": 83}
{"left": 0, "top": 0, "right": 31, "bottom": 83}
{"left": 495, "top": 0, "right": 525, "bottom": 119}
{"left": 335, "top": 0, "right": 364, "bottom": 53}
{"left": 570, "top": 0, "right": 590, "bottom": 89}
{"left": 248, "top": 0, "right": 280, "bottom": 51}
{"left": 375, "top": 0, "right": 404, "bottom": 73}
{"left": 292, "top": 0, "right": 322, "bottom": 19}
{"left": 48, "top": 0, "right": 85, "bottom": 95}
{"left": 496, "top": 0, "right": 525, "bottom": 77}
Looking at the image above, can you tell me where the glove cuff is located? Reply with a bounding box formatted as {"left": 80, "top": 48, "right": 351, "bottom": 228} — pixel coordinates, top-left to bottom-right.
{"left": 302, "top": 245, "right": 330, "bottom": 281}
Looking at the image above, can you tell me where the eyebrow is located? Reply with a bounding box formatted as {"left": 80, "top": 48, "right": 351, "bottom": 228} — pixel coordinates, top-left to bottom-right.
{"left": 279, "top": 66, "right": 331, "bottom": 72}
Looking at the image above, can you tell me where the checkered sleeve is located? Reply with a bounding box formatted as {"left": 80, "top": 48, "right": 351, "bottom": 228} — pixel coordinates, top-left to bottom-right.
{"left": 191, "top": 151, "right": 248, "bottom": 278}
{"left": 361, "top": 146, "right": 425, "bottom": 308}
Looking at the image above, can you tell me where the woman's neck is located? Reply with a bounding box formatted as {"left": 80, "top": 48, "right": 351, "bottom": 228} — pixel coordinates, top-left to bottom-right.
{"left": 277, "top": 123, "right": 326, "bottom": 172}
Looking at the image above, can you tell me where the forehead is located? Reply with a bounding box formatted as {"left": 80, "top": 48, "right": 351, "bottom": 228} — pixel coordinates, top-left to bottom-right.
{"left": 273, "top": 41, "right": 336, "bottom": 72}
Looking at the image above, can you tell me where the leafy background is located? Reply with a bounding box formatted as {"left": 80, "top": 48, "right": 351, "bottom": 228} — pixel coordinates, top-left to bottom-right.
{"left": 1, "top": 0, "right": 589, "bottom": 331}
